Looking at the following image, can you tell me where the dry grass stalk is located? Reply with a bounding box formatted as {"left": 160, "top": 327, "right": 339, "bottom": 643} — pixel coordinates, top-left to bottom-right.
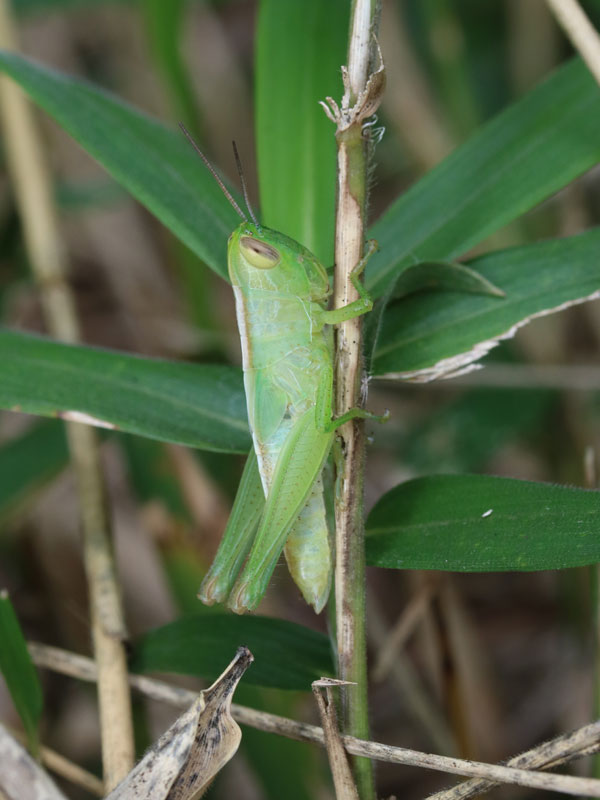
{"left": 372, "top": 580, "right": 436, "bottom": 682}
{"left": 29, "top": 643, "right": 600, "bottom": 796}
{"left": 313, "top": 680, "right": 360, "bottom": 800}
{"left": 426, "top": 720, "right": 600, "bottom": 800}
{"left": 320, "top": 2, "right": 386, "bottom": 795}
{"left": 0, "top": 0, "right": 134, "bottom": 788}
{"left": 8, "top": 727, "right": 103, "bottom": 797}
{"left": 545, "top": 0, "right": 600, "bottom": 86}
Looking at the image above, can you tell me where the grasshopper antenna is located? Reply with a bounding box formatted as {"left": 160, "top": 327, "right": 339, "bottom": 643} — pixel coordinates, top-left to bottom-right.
{"left": 232, "top": 140, "right": 261, "bottom": 230}
{"left": 178, "top": 122, "right": 247, "bottom": 222}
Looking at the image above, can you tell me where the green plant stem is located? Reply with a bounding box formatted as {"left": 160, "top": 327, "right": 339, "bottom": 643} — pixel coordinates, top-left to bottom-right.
{"left": 331, "top": 2, "right": 381, "bottom": 798}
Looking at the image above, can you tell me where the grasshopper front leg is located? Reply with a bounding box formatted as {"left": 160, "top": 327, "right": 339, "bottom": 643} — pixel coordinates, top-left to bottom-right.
{"left": 315, "top": 360, "right": 389, "bottom": 432}
{"left": 316, "top": 239, "right": 389, "bottom": 428}
{"left": 318, "top": 239, "right": 378, "bottom": 326}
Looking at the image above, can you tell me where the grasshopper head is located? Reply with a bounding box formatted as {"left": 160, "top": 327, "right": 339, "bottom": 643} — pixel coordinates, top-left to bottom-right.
{"left": 228, "top": 223, "right": 330, "bottom": 302}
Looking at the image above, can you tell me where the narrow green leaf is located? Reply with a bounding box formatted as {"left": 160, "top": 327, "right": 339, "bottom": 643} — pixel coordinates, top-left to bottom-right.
{"left": 131, "top": 614, "right": 334, "bottom": 691}
{"left": 143, "top": 0, "right": 202, "bottom": 137}
{"left": 119, "top": 436, "right": 190, "bottom": 522}
{"left": 367, "top": 59, "right": 600, "bottom": 298}
{"left": 372, "top": 229, "right": 600, "bottom": 378}
{"left": 0, "top": 592, "right": 43, "bottom": 755}
{"left": 236, "top": 685, "right": 317, "bottom": 800}
{"left": 366, "top": 475, "right": 600, "bottom": 572}
{"left": 393, "top": 260, "right": 505, "bottom": 300}
{"left": 256, "top": 0, "right": 349, "bottom": 265}
{"left": 0, "top": 329, "right": 250, "bottom": 453}
{"left": 13, "top": 0, "right": 133, "bottom": 15}
{"left": 56, "top": 178, "right": 125, "bottom": 210}
{"left": 0, "top": 421, "right": 68, "bottom": 522}
{"left": 399, "top": 387, "right": 555, "bottom": 474}
{"left": 0, "top": 51, "right": 240, "bottom": 281}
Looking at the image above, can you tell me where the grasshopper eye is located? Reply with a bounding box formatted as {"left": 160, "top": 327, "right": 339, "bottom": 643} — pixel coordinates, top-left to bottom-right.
{"left": 240, "top": 236, "right": 280, "bottom": 269}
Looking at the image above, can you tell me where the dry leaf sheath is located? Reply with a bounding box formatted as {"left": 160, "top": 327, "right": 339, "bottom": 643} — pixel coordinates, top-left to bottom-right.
{"left": 0, "top": 723, "right": 68, "bottom": 800}
{"left": 107, "top": 647, "right": 253, "bottom": 800}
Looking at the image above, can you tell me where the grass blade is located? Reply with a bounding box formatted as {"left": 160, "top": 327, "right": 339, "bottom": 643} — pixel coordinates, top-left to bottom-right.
{"left": 0, "top": 329, "right": 249, "bottom": 452}
{"left": 372, "top": 229, "right": 600, "bottom": 378}
{"left": 367, "top": 475, "right": 600, "bottom": 571}
{"left": 0, "top": 50, "right": 240, "bottom": 281}
{"left": 0, "top": 592, "right": 43, "bottom": 755}
{"left": 131, "top": 614, "right": 333, "bottom": 691}
{"left": 256, "top": 0, "right": 349, "bottom": 265}
{"left": 0, "top": 422, "right": 68, "bottom": 522}
{"left": 367, "top": 59, "right": 600, "bottom": 298}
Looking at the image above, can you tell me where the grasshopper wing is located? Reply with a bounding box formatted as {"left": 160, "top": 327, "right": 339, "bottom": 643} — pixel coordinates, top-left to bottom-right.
{"left": 228, "top": 411, "right": 333, "bottom": 613}
{"left": 199, "top": 449, "right": 264, "bottom": 605}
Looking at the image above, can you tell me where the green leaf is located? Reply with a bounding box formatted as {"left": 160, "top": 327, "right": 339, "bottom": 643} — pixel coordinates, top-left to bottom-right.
{"left": 0, "top": 421, "right": 68, "bottom": 522}
{"left": 119, "top": 436, "right": 190, "bottom": 521}
{"left": 0, "top": 592, "right": 43, "bottom": 755}
{"left": 366, "top": 475, "right": 600, "bottom": 571}
{"left": 12, "top": 0, "right": 133, "bottom": 15}
{"left": 367, "top": 59, "right": 600, "bottom": 298}
{"left": 0, "top": 330, "right": 250, "bottom": 453}
{"left": 256, "top": 0, "right": 349, "bottom": 265}
{"left": 0, "top": 50, "right": 240, "bottom": 281}
{"left": 399, "top": 387, "right": 555, "bottom": 474}
{"left": 131, "top": 614, "right": 334, "bottom": 691}
{"left": 56, "top": 178, "right": 126, "bottom": 211}
{"left": 393, "top": 260, "right": 505, "bottom": 300}
{"left": 372, "top": 229, "right": 600, "bottom": 378}
{"left": 143, "top": 0, "right": 202, "bottom": 137}
{"left": 236, "top": 685, "right": 317, "bottom": 800}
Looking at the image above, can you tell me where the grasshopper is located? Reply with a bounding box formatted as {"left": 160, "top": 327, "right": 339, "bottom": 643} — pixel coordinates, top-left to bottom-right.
{"left": 182, "top": 127, "right": 385, "bottom": 614}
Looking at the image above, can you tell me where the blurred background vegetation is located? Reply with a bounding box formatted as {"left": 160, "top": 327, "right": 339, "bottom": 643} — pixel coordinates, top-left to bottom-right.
{"left": 1, "top": 1, "right": 600, "bottom": 798}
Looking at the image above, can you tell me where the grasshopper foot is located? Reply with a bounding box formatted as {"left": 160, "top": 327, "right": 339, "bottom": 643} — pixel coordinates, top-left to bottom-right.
{"left": 377, "top": 408, "right": 391, "bottom": 424}
{"left": 198, "top": 573, "right": 227, "bottom": 606}
{"left": 357, "top": 407, "right": 391, "bottom": 425}
{"left": 227, "top": 580, "right": 258, "bottom": 614}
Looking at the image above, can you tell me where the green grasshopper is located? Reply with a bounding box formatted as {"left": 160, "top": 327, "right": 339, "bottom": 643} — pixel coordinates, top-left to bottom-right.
{"left": 182, "top": 127, "right": 385, "bottom": 614}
